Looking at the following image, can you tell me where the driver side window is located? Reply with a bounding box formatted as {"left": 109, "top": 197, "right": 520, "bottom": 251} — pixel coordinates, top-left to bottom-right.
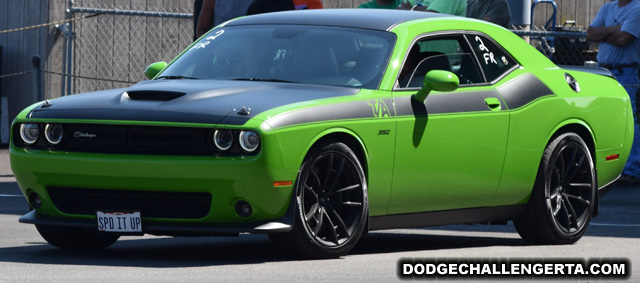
{"left": 397, "top": 36, "right": 484, "bottom": 89}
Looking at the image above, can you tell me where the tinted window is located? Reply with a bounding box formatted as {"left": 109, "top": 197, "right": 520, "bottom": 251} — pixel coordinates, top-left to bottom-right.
{"left": 466, "top": 34, "right": 515, "bottom": 82}
{"left": 160, "top": 25, "right": 396, "bottom": 89}
{"left": 397, "top": 36, "right": 483, "bottom": 89}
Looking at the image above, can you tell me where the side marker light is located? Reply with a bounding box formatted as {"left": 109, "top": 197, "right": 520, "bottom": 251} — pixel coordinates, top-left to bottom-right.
{"left": 273, "top": 181, "right": 293, "bottom": 187}
{"left": 606, "top": 154, "right": 619, "bottom": 161}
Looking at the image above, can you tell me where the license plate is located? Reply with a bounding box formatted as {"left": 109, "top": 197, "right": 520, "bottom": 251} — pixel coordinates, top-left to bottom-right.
{"left": 96, "top": 211, "right": 142, "bottom": 232}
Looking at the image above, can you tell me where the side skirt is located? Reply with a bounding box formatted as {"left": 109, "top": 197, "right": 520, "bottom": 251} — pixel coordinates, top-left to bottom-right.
{"left": 369, "top": 205, "right": 526, "bottom": 231}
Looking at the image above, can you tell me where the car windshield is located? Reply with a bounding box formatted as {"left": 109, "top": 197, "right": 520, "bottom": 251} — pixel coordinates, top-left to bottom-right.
{"left": 159, "top": 25, "right": 396, "bottom": 89}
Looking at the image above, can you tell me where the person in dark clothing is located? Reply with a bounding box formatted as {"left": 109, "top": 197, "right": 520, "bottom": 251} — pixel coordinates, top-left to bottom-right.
{"left": 246, "top": 0, "right": 295, "bottom": 15}
{"left": 196, "top": 0, "right": 254, "bottom": 38}
{"left": 466, "top": 0, "right": 511, "bottom": 28}
{"left": 193, "top": 0, "right": 203, "bottom": 41}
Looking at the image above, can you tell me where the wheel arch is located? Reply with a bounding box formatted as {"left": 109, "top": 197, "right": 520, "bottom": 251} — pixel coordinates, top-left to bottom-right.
{"left": 546, "top": 120, "right": 596, "bottom": 162}
{"left": 303, "top": 128, "right": 369, "bottom": 178}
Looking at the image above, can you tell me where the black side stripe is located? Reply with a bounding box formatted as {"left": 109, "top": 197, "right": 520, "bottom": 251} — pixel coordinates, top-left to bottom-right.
{"left": 394, "top": 89, "right": 504, "bottom": 116}
{"left": 265, "top": 89, "right": 505, "bottom": 130}
{"left": 265, "top": 99, "right": 394, "bottom": 130}
{"left": 497, "top": 72, "right": 554, "bottom": 109}
{"left": 263, "top": 75, "right": 551, "bottom": 130}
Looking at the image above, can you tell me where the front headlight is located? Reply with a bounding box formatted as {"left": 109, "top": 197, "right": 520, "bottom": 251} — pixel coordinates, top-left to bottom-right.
{"left": 20, "top": 123, "right": 40, "bottom": 144}
{"left": 45, "top": 124, "right": 64, "bottom": 144}
{"left": 213, "top": 129, "right": 233, "bottom": 151}
{"left": 239, "top": 131, "right": 260, "bottom": 152}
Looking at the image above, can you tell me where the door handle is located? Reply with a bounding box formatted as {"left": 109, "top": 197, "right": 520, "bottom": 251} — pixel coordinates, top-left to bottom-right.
{"left": 484, "top": 97, "right": 502, "bottom": 111}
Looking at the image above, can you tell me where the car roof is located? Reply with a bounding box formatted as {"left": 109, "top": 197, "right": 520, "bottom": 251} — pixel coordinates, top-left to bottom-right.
{"left": 225, "top": 8, "right": 453, "bottom": 31}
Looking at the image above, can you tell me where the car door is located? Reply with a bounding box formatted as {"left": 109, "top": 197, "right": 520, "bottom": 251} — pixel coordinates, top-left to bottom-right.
{"left": 387, "top": 34, "right": 513, "bottom": 215}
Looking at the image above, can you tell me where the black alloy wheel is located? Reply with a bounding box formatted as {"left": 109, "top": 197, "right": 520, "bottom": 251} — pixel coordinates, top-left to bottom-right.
{"left": 270, "top": 142, "right": 368, "bottom": 259}
{"left": 514, "top": 132, "right": 596, "bottom": 244}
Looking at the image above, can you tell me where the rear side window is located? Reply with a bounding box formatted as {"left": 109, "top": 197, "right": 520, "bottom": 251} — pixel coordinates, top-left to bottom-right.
{"left": 465, "top": 34, "right": 515, "bottom": 82}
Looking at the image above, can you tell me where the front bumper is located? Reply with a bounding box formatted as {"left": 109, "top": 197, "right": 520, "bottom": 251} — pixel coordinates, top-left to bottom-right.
{"left": 10, "top": 144, "right": 298, "bottom": 228}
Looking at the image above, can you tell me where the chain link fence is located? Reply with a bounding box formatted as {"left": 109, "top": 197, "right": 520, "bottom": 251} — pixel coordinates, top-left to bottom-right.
{"left": 511, "top": 24, "right": 597, "bottom": 67}
{"left": 66, "top": 2, "right": 600, "bottom": 95}
{"left": 68, "top": 0, "right": 193, "bottom": 95}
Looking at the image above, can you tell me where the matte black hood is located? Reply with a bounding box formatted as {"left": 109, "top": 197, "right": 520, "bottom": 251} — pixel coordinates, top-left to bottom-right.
{"left": 29, "top": 80, "right": 360, "bottom": 125}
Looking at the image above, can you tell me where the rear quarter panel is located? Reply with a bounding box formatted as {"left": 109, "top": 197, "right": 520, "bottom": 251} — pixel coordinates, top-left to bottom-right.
{"left": 491, "top": 67, "right": 631, "bottom": 206}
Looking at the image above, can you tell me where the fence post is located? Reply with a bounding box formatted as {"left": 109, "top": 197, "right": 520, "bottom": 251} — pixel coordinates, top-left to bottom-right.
{"left": 59, "top": 0, "right": 75, "bottom": 97}
{"left": 0, "top": 45, "right": 6, "bottom": 144}
{"left": 32, "top": 55, "right": 42, "bottom": 103}
{"left": 59, "top": 7, "right": 69, "bottom": 96}
{"left": 66, "top": 0, "right": 74, "bottom": 96}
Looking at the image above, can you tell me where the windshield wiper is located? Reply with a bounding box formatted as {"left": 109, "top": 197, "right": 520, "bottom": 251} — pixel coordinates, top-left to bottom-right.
{"left": 156, "top": 75, "right": 199, "bottom": 80}
{"left": 232, "top": 78, "right": 297, "bottom": 83}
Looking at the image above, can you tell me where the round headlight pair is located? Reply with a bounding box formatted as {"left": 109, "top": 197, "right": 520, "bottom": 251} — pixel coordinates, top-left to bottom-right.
{"left": 213, "top": 129, "right": 260, "bottom": 152}
{"left": 19, "top": 123, "right": 63, "bottom": 145}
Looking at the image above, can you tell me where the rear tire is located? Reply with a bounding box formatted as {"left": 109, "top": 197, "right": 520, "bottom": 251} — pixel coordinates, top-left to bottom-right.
{"left": 514, "top": 132, "right": 596, "bottom": 244}
{"left": 270, "top": 142, "right": 368, "bottom": 259}
{"left": 36, "top": 224, "right": 120, "bottom": 250}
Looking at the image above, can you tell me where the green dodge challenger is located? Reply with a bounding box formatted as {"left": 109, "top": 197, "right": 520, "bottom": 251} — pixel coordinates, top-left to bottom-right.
{"left": 10, "top": 9, "right": 633, "bottom": 258}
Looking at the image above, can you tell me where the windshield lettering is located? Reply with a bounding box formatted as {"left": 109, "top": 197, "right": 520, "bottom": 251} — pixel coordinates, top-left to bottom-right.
{"left": 273, "top": 49, "right": 287, "bottom": 61}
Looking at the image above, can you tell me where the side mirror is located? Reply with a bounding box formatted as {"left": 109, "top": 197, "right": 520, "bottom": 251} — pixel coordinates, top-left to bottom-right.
{"left": 413, "top": 70, "right": 460, "bottom": 102}
{"left": 144, "top": 61, "right": 167, "bottom": 80}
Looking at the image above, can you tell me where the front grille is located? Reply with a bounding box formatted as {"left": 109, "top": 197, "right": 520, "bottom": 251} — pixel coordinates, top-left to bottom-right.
{"left": 13, "top": 123, "right": 258, "bottom": 156}
{"left": 48, "top": 187, "right": 212, "bottom": 219}
{"left": 61, "top": 124, "right": 213, "bottom": 155}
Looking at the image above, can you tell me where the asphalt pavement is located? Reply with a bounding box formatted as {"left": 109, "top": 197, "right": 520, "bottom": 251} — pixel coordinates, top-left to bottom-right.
{"left": 0, "top": 147, "right": 638, "bottom": 282}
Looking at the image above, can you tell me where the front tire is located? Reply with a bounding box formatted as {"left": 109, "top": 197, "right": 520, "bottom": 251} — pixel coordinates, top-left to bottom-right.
{"left": 36, "top": 224, "right": 120, "bottom": 250}
{"left": 270, "top": 142, "right": 368, "bottom": 259}
{"left": 514, "top": 132, "right": 596, "bottom": 244}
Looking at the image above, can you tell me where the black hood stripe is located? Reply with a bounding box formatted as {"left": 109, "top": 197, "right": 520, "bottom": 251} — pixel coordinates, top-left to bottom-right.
{"left": 26, "top": 80, "right": 360, "bottom": 126}
{"left": 497, "top": 73, "right": 554, "bottom": 109}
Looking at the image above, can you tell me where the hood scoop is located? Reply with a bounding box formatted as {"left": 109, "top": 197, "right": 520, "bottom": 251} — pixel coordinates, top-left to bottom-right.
{"left": 125, "top": 90, "right": 186, "bottom": 101}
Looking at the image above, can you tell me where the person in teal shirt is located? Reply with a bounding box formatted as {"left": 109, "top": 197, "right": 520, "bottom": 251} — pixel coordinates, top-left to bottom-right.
{"left": 358, "top": 0, "right": 403, "bottom": 9}
{"left": 397, "top": 0, "right": 466, "bottom": 16}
